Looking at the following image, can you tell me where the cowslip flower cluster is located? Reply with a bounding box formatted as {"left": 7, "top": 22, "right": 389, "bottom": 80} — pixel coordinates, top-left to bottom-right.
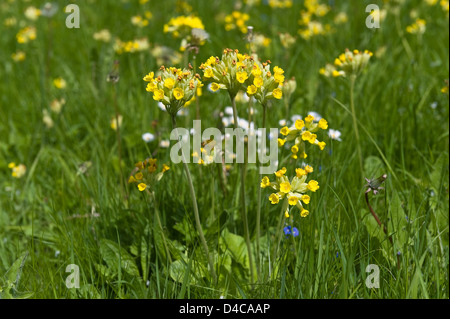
{"left": 128, "top": 158, "right": 170, "bottom": 192}
{"left": 261, "top": 166, "right": 320, "bottom": 218}
{"left": 200, "top": 49, "right": 253, "bottom": 97}
{"left": 144, "top": 66, "right": 203, "bottom": 116}
{"left": 320, "top": 49, "right": 373, "bottom": 78}
{"left": 279, "top": 114, "right": 328, "bottom": 159}
{"left": 224, "top": 11, "right": 250, "bottom": 34}
{"left": 163, "top": 15, "right": 205, "bottom": 38}
{"left": 245, "top": 58, "right": 285, "bottom": 105}
{"left": 298, "top": 0, "right": 331, "bottom": 39}
{"left": 8, "top": 163, "right": 27, "bottom": 178}
{"left": 201, "top": 49, "right": 284, "bottom": 102}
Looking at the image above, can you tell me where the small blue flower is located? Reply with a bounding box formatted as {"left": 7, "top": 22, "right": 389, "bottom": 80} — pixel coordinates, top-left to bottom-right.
{"left": 283, "top": 226, "right": 299, "bottom": 238}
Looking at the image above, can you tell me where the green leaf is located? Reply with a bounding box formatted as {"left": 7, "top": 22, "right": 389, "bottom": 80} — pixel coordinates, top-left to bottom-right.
{"left": 364, "top": 156, "right": 385, "bottom": 179}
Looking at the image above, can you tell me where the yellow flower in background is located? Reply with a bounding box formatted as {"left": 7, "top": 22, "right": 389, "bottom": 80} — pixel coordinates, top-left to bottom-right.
{"left": 269, "top": 0, "right": 293, "bottom": 9}
{"left": 8, "top": 162, "right": 27, "bottom": 178}
{"left": 11, "top": 51, "right": 26, "bottom": 62}
{"left": 16, "top": 26, "right": 36, "bottom": 43}
{"left": 321, "top": 49, "right": 372, "bottom": 79}
{"left": 131, "top": 15, "right": 150, "bottom": 28}
{"left": 110, "top": 115, "right": 123, "bottom": 131}
{"left": 93, "top": 29, "right": 112, "bottom": 42}
{"left": 406, "top": 18, "right": 426, "bottom": 34}
{"left": 224, "top": 11, "right": 250, "bottom": 34}
{"left": 53, "top": 77, "right": 67, "bottom": 89}
{"left": 164, "top": 15, "right": 205, "bottom": 37}
{"left": 138, "top": 183, "right": 147, "bottom": 191}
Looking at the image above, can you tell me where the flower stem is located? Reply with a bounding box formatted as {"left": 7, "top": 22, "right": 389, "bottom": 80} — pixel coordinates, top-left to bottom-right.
{"left": 231, "top": 95, "right": 255, "bottom": 284}
{"left": 171, "top": 116, "right": 217, "bottom": 284}
{"left": 256, "top": 103, "right": 267, "bottom": 281}
{"left": 113, "top": 83, "right": 128, "bottom": 203}
{"left": 350, "top": 76, "right": 364, "bottom": 178}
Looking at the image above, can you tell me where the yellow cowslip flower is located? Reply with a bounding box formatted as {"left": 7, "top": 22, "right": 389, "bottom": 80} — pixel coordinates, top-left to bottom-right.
{"left": 272, "top": 88, "right": 283, "bottom": 99}
{"left": 305, "top": 165, "right": 313, "bottom": 173}
{"left": 138, "top": 183, "right": 147, "bottom": 191}
{"left": 254, "top": 77, "right": 264, "bottom": 88}
{"left": 318, "top": 118, "right": 328, "bottom": 129}
{"left": 291, "top": 145, "right": 299, "bottom": 154}
{"left": 280, "top": 126, "right": 290, "bottom": 136}
{"left": 210, "top": 82, "right": 221, "bottom": 92}
{"left": 164, "top": 78, "right": 175, "bottom": 89}
{"left": 269, "top": 193, "right": 280, "bottom": 204}
{"left": 295, "top": 119, "right": 304, "bottom": 130}
{"left": 321, "top": 49, "right": 372, "bottom": 79}
{"left": 153, "top": 89, "right": 165, "bottom": 101}
{"left": 236, "top": 71, "right": 249, "bottom": 83}
{"left": 288, "top": 195, "right": 299, "bottom": 206}
{"left": 280, "top": 181, "right": 291, "bottom": 194}
{"left": 274, "top": 73, "right": 285, "bottom": 83}
{"left": 162, "top": 164, "right": 170, "bottom": 172}
{"left": 318, "top": 141, "right": 326, "bottom": 150}
{"left": 295, "top": 168, "right": 307, "bottom": 177}
{"left": 247, "top": 85, "right": 257, "bottom": 95}
{"left": 278, "top": 138, "right": 286, "bottom": 147}
{"left": 173, "top": 88, "right": 185, "bottom": 100}
{"left": 301, "top": 194, "right": 310, "bottom": 204}
{"left": 300, "top": 208, "right": 309, "bottom": 217}
{"left": 275, "top": 167, "right": 287, "bottom": 177}
{"left": 261, "top": 176, "right": 271, "bottom": 188}
{"left": 261, "top": 167, "right": 319, "bottom": 219}
{"left": 143, "top": 72, "right": 154, "bottom": 82}
{"left": 307, "top": 180, "right": 319, "bottom": 192}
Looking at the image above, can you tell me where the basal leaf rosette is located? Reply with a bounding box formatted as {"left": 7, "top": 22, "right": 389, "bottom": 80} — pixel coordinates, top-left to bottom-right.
{"left": 144, "top": 66, "right": 203, "bottom": 116}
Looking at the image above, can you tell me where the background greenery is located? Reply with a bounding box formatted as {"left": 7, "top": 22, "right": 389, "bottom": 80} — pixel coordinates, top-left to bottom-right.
{"left": 0, "top": 0, "right": 448, "bottom": 299}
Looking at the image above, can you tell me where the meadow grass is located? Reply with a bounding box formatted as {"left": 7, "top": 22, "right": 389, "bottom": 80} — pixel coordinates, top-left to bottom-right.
{"left": 0, "top": 0, "right": 448, "bottom": 299}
